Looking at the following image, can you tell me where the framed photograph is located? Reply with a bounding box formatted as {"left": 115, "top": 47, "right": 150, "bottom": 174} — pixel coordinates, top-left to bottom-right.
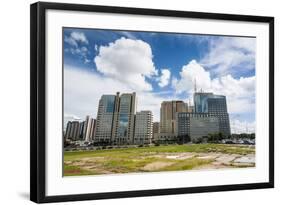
{"left": 30, "top": 2, "right": 274, "bottom": 203}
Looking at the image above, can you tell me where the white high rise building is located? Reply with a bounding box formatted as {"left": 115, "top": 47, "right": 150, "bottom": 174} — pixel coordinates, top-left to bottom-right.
{"left": 134, "top": 111, "right": 153, "bottom": 145}
{"left": 83, "top": 116, "right": 96, "bottom": 142}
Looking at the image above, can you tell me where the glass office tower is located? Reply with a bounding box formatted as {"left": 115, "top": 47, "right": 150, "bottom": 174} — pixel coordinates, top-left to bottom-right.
{"left": 95, "top": 95, "right": 116, "bottom": 144}
{"left": 110, "top": 92, "right": 137, "bottom": 145}
{"left": 193, "top": 92, "right": 231, "bottom": 136}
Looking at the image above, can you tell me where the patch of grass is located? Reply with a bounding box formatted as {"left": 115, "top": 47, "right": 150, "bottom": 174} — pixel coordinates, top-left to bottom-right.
{"left": 63, "top": 144, "right": 255, "bottom": 176}
{"left": 63, "top": 164, "right": 97, "bottom": 176}
{"left": 101, "top": 157, "right": 162, "bottom": 173}
{"left": 65, "top": 144, "right": 254, "bottom": 160}
{"left": 158, "top": 158, "right": 214, "bottom": 171}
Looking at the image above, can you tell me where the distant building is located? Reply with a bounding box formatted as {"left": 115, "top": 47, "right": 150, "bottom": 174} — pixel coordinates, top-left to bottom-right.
{"left": 65, "top": 121, "right": 72, "bottom": 139}
{"left": 78, "top": 121, "right": 85, "bottom": 140}
{"left": 66, "top": 90, "right": 230, "bottom": 146}
{"left": 71, "top": 121, "right": 80, "bottom": 140}
{"left": 160, "top": 101, "right": 188, "bottom": 134}
{"left": 90, "top": 119, "right": 96, "bottom": 141}
{"left": 134, "top": 111, "right": 153, "bottom": 144}
{"left": 177, "top": 112, "right": 219, "bottom": 142}
{"left": 152, "top": 122, "right": 160, "bottom": 142}
{"left": 193, "top": 92, "right": 231, "bottom": 136}
{"left": 76, "top": 116, "right": 96, "bottom": 142}
{"left": 154, "top": 133, "right": 178, "bottom": 144}
{"left": 83, "top": 116, "right": 90, "bottom": 141}
{"left": 65, "top": 121, "right": 80, "bottom": 140}
{"left": 187, "top": 105, "right": 194, "bottom": 113}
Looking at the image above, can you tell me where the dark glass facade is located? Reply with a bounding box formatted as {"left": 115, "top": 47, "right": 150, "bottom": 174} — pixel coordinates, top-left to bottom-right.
{"left": 177, "top": 112, "right": 219, "bottom": 141}
{"left": 208, "top": 96, "right": 231, "bottom": 136}
{"left": 116, "top": 94, "right": 133, "bottom": 140}
{"left": 194, "top": 93, "right": 213, "bottom": 113}
{"left": 193, "top": 92, "right": 231, "bottom": 136}
{"left": 95, "top": 95, "right": 116, "bottom": 143}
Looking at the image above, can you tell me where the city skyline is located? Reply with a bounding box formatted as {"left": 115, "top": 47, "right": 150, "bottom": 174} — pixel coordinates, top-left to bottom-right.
{"left": 64, "top": 28, "right": 256, "bottom": 134}
{"left": 65, "top": 91, "right": 233, "bottom": 145}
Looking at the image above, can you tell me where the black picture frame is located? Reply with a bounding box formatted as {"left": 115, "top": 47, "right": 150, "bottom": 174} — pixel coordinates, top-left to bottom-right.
{"left": 30, "top": 1, "right": 274, "bottom": 203}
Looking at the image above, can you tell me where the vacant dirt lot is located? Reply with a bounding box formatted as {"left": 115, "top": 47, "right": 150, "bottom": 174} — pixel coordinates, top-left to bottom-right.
{"left": 64, "top": 144, "right": 255, "bottom": 176}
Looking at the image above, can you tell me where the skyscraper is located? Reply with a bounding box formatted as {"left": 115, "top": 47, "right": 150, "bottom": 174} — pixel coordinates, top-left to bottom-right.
{"left": 160, "top": 101, "right": 188, "bottom": 133}
{"left": 89, "top": 119, "right": 96, "bottom": 141}
{"left": 134, "top": 111, "right": 153, "bottom": 145}
{"left": 95, "top": 95, "right": 116, "bottom": 144}
{"left": 194, "top": 92, "right": 214, "bottom": 113}
{"left": 65, "top": 121, "right": 72, "bottom": 140}
{"left": 207, "top": 96, "right": 231, "bottom": 136}
{"left": 83, "top": 116, "right": 91, "bottom": 141}
{"left": 94, "top": 92, "right": 137, "bottom": 145}
{"left": 65, "top": 121, "right": 80, "bottom": 140}
{"left": 78, "top": 121, "right": 84, "bottom": 140}
{"left": 112, "top": 92, "right": 136, "bottom": 145}
{"left": 193, "top": 92, "right": 231, "bottom": 136}
{"left": 152, "top": 122, "right": 160, "bottom": 142}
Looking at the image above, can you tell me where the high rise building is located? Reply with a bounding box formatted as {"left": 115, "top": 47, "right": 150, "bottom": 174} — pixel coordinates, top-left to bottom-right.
{"left": 80, "top": 116, "right": 96, "bottom": 142}
{"left": 94, "top": 92, "right": 137, "bottom": 145}
{"left": 112, "top": 92, "right": 136, "bottom": 145}
{"left": 134, "top": 111, "right": 153, "bottom": 144}
{"left": 193, "top": 92, "right": 231, "bottom": 136}
{"left": 78, "top": 121, "right": 85, "bottom": 140}
{"left": 83, "top": 116, "right": 91, "bottom": 141}
{"left": 152, "top": 122, "right": 160, "bottom": 142}
{"left": 160, "top": 101, "right": 188, "bottom": 133}
{"left": 95, "top": 95, "right": 116, "bottom": 144}
{"left": 71, "top": 121, "right": 80, "bottom": 140}
{"left": 207, "top": 96, "right": 231, "bottom": 136}
{"left": 194, "top": 92, "right": 214, "bottom": 113}
{"left": 90, "top": 119, "right": 96, "bottom": 141}
{"left": 177, "top": 112, "right": 219, "bottom": 142}
{"left": 65, "top": 121, "right": 72, "bottom": 140}
{"left": 65, "top": 121, "right": 80, "bottom": 140}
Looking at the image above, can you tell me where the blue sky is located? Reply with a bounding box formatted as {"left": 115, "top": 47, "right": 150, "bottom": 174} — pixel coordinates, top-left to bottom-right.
{"left": 64, "top": 28, "right": 256, "bottom": 134}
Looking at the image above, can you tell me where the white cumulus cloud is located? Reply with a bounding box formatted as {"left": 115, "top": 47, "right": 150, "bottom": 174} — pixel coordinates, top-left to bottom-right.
{"left": 64, "top": 31, "right": 89, "bottom": 47}
{"left": 230, "top": 119, "right": 255, "bottom": 134}
{"left": 158, "top": 69, "right": 171, "bottom": 87}
{"left": 211, "top": 75, "right": 255, "bottom": 113}
{"left": 94, "top": 37, "right": 157, "bottom": 91}
{"left": 64, "top": 32, "right": 90, "bottom": 64}
{"left": 173, "top": 60, "right": 255, "bottom": 114}
{"left": 94, "top": 44, "right": 98, "bottom": 52}
{"left": 173, "top": 60, "right": 211, "bottom": 94}
{"left": 64, "top": 66, "right": 174, "bottom": 125}
{"left": 200, "top": 37, "right": 256, "bottom": 75}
